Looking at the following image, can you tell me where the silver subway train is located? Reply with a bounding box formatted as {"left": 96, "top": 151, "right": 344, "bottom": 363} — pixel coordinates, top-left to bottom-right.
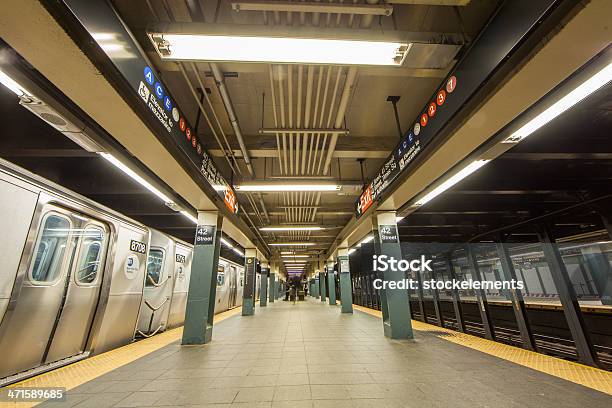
{"left": 0, "top": 158, "right": 252, "bottom": 386}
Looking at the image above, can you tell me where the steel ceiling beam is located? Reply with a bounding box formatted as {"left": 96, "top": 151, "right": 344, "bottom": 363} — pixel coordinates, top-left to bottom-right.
{"left": 259, "top": 128, "right": 349, "bottom": 135}
{"left": 231, "top": 1, "right": 394, "bottom": 16}
{"left": 206, "top": 149, "right": 391, "bottom": 159}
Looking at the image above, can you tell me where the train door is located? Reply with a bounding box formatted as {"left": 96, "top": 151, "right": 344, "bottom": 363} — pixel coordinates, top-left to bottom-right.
{"left": 0, "top": 203, "right": 109, "bottom": 379}
{"left": 215, "top": 262, "right": 230, "bottom": 313}
{"left": 137, "top": 230, "right": 174, "bottom": 336}
{"left": 166, "top": 244, "right": 192, "bottom": 328}
{"left": 228, "top": 264, "right": 237, "bottom": 308}
{"left": 45, "top": 218, "right": 109, "bottom": 363}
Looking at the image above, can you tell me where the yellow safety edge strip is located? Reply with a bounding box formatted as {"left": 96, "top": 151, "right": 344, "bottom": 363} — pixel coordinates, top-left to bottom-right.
{"left": 0, "top": 307, "right": 242, "bottom": 408}
{"left": 352, "top": 304, "right": 612, "bottom": 396}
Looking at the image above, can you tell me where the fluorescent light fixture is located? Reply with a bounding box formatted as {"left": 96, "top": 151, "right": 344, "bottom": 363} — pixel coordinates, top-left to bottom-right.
{"left": 359, "top": 235, "right": 374, "bottom": 246}
{"left": 91, "top": 32, "right": 117, "bottom": 41}
{"left": 504, "top": 62, "right": 612, "bottom": 144}
{"left": 221, "top": 238, "right": 233, "bottom": 248}
{"left": 99, "top": 43, "right": 124, "bottom": 53}
{"left": 395, "top": 216, "right": 404, "bottom": 223}
{"left": 235, "top": 183, "right": 340, "bottom": 192}
{"left": 180, "top": 210, "right": 198, "bottom": 224}
{"left": 260, "top": 226, "right": 324, "bottom": 231}
{"left": 99, "top": 153, "right": 174, "bottom": 204}
{"left": 414, "top": 159, "right": 489, "bottom": 207}
{"left": 150, "top": 34, "right": 409, "bottom": 66}
{"left": 270, "top": 243, "right": 316, "bottom": 246}
{"left": 233, "top": 247, "right": 245, "bottom": 256}
{"left": 281, "top": 255, "right": 309, "bottom": 258}
{"left": 281, "top": 251, "right": 295, "bottom": 254}
{"left": 348, "top": 248, "right": 356, "bottom": 255}
{"left": 0, "top": 69, "right": 32, "bottom": 97}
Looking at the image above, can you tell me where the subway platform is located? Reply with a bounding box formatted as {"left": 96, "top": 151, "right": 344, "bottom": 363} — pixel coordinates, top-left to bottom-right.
{"left": 4, "top": 299, "right": 604, "bottom": 407}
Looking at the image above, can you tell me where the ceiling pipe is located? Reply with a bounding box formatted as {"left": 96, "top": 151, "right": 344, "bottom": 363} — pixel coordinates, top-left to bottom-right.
{"left": 258, "top": 193, "right": 271, "bottom": 223}
{"left": 190, "top": 62, "right": 242, "bottom": 175}
{"left": 361, "top": 0, "right": 380, "bottom": 28}
{"left": 210, "top": 63, "right": 255, "bottom": 176}
{"left": 242, "top": 209, "right": 271, "bottom": 255}
{"left": 322, "top": 66, "right": 357, "bottom": 175}
{"left": 178, "top": 63, "right": 238, "bottom": 174}
{"left": 184, "top": 0, "right": 205, "bottom": 21}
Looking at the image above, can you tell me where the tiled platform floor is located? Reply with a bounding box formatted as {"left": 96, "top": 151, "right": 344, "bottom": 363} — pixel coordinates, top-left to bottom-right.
{"left": 41, "top": 298, "right": 611, "bottom": 407}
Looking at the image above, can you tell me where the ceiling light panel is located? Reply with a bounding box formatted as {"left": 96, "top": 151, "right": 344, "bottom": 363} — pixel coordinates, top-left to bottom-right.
{"left": 235, "top": 183, "right": 341, "bottom": 192}
{"left": 149, "top": 33, "right": 409, "bottom": 66}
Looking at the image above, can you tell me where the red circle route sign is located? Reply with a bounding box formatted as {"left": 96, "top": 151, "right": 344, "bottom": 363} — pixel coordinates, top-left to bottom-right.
{"left": 420, "top": 113, "right": 428, "bottom": 127}
{"left": 446, "top": 76, "right": 457, "bottom": 93}
{"left": 437, "top": 89, "right": 446, "bottom": 106}
{"left": 428, "top": 102, "right": 437, "bottom": 118}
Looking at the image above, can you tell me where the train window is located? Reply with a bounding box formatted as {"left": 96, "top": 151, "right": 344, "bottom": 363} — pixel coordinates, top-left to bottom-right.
{"left": 75, "top": 226, "right": 105, "bottom": 285}
{"left": 30, "top": 213, "right": 71, "bottom": 283}
{"left": 146, "top": 249, "right": 165, "bottom": 286}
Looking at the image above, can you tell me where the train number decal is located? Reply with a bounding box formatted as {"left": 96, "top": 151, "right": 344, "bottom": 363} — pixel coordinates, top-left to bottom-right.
{"left": 130, "top": 239, "right": 147, "bottom": 254}
{"left": 176, "top": 253, "right": 186, "bottom": 263}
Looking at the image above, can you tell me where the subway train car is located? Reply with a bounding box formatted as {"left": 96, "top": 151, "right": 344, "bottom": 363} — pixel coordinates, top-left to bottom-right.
{"left": 0, "top": 159, "right": 245, "bottom": 386}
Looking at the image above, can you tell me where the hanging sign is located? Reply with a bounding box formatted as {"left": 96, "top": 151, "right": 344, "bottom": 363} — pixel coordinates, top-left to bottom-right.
{"left": 62, "top": 0, "right": 239, "bottom": 214}
{"left": 354, "top": 0, "right": 558, "bottom": 218}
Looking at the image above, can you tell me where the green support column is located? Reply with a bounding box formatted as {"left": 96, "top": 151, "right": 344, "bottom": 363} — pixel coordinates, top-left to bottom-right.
{"left": 242, "top": 249, "right": 257, "bottom": 316}
{"left": 182, "top": 211, "right": 223, "bottom": 345}
{"left": 337, "top": 247, "right": 353, "bottom": 313}
{"left": 260, "top": 262, "right": 269, "bottom": 307}
{"left": 327, "top": 261, "right": 337, "bottom": 305}
{"left": 269, "top": 266, "right": 276, "bottom": 303}
{"left": 319, "top": 270, "right": 326, "bottom": 301}
{"left": 314, "top": 273, "right": 320, "bottom": 299}
{"left": 372, "top": 211, "right": 414, "bottom": 339}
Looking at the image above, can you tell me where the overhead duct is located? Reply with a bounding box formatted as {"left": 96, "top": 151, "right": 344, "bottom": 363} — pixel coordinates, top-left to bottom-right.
{"left": 210, "top": 63, "right": 255, "bottom": 176}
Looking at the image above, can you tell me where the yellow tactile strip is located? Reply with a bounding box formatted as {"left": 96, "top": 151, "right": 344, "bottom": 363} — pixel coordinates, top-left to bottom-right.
{"left": 352, "top": 304, "right": 612, "bottom": 396}
{"left": 0, "top": 307, "right": 242, "bottom": 408}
